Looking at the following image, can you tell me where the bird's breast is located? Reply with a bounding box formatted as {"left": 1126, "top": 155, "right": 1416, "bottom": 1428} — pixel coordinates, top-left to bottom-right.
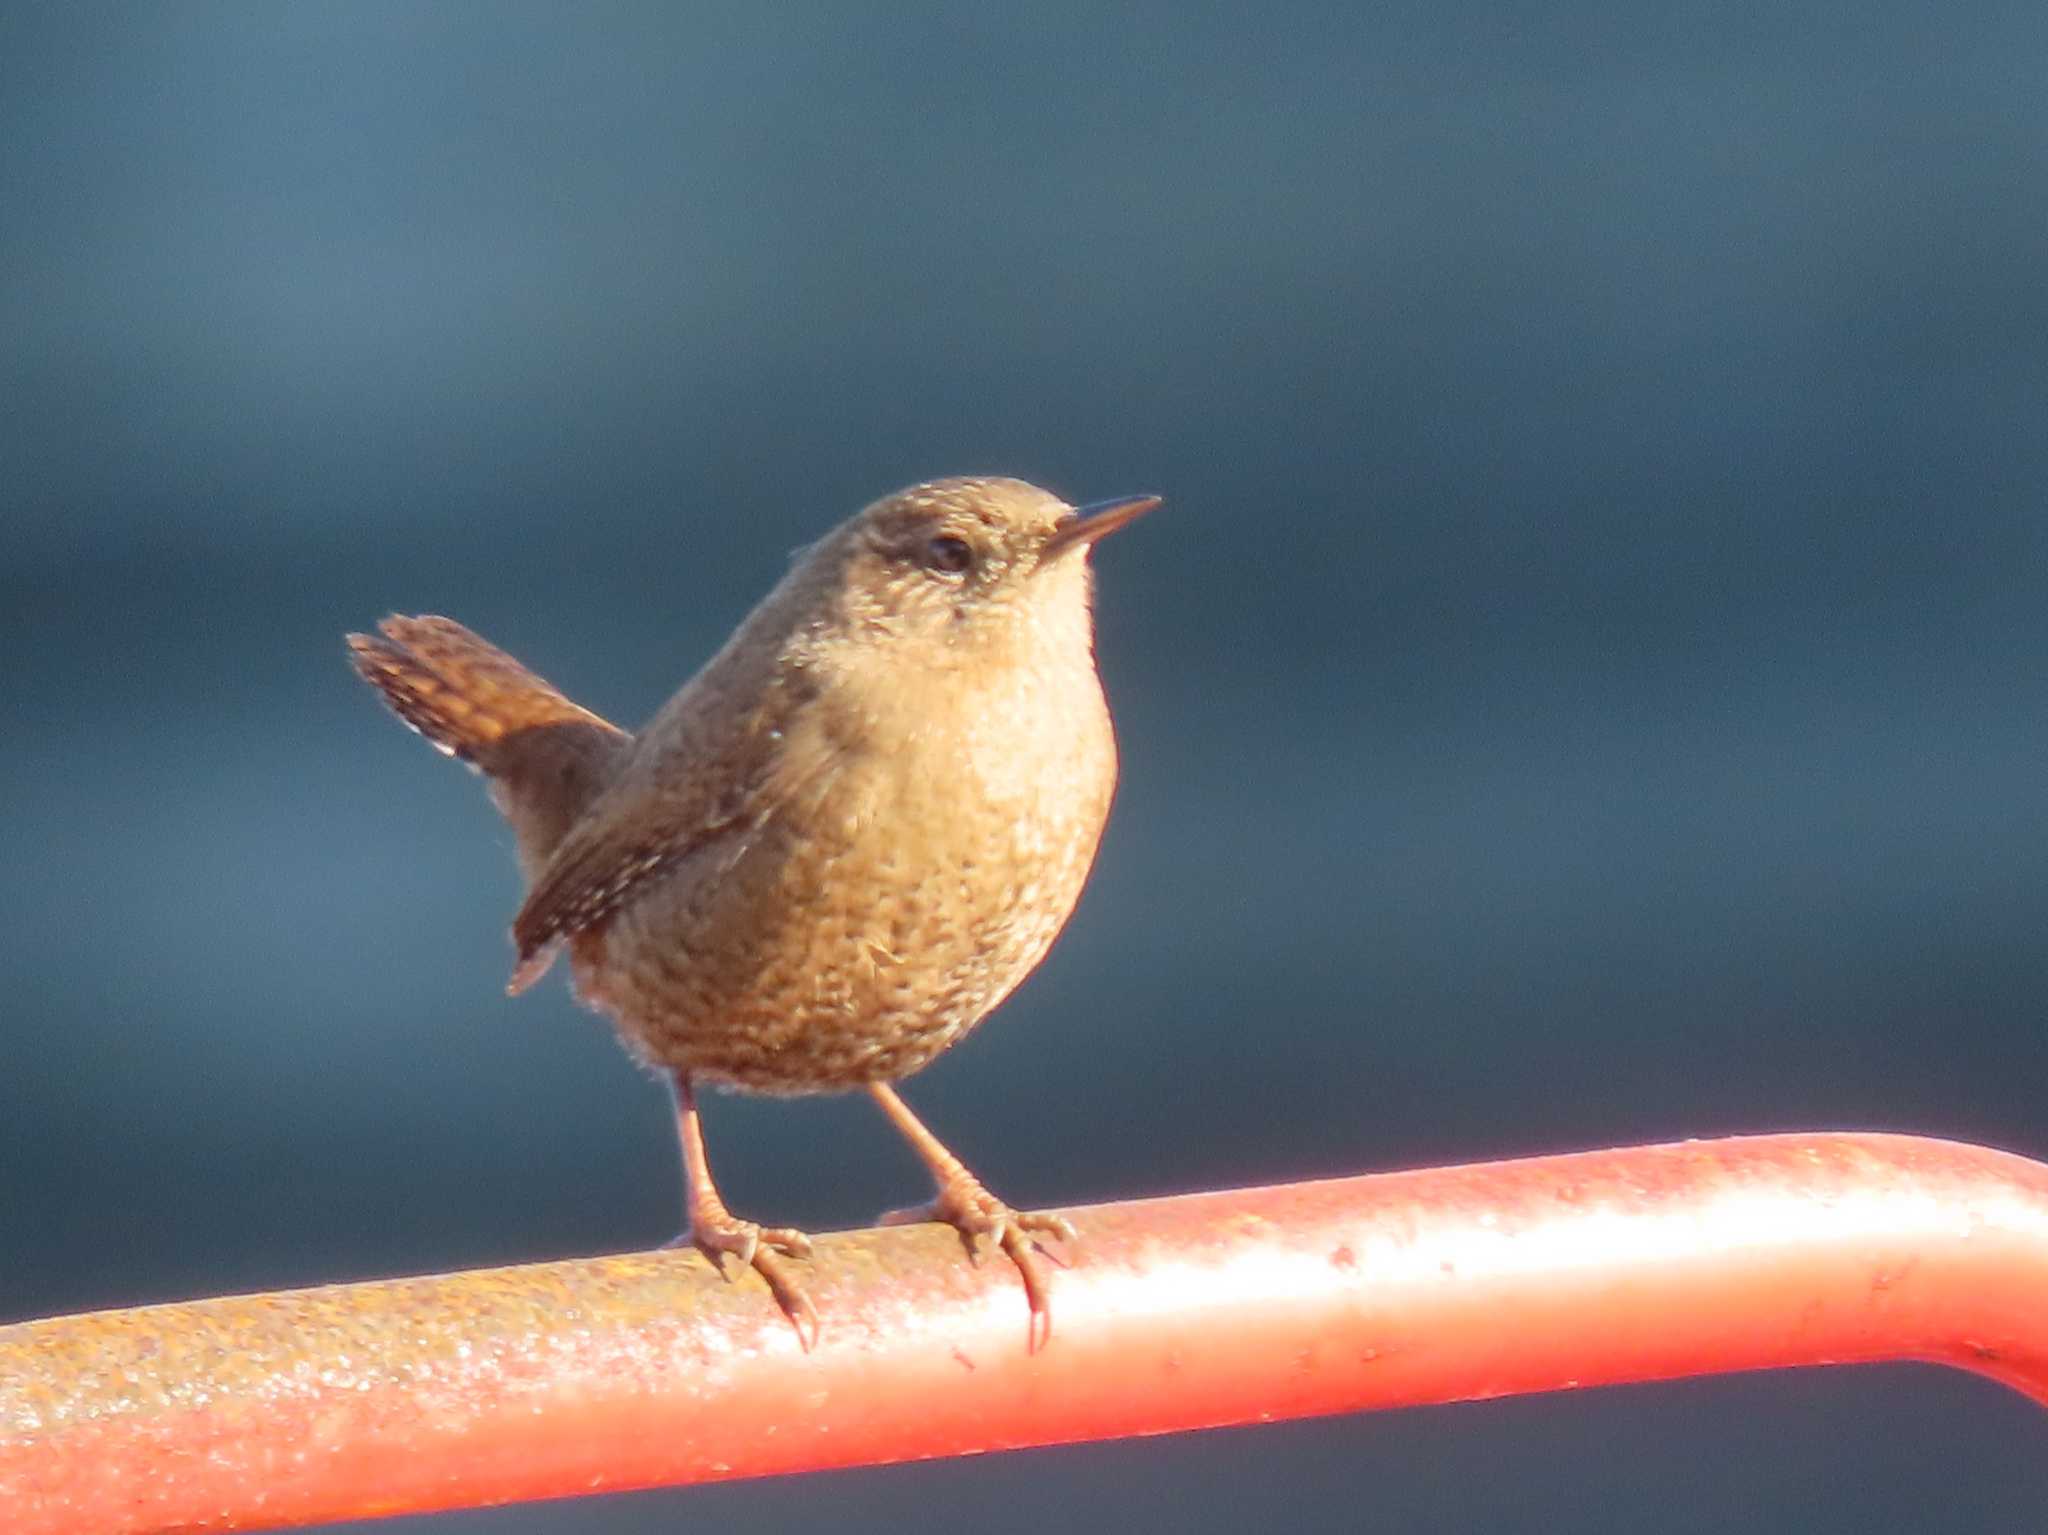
{"left": 590, "top": 651, "right": 1119, "bottom": 1090}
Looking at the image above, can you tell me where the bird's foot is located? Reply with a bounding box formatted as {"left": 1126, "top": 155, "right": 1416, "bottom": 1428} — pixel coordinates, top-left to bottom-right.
{"left": 882, "top": 1179, "right": 1076, "bottom": 1350}
{"left": 672, "top": 1211, "right": 818, "bottom": 1349}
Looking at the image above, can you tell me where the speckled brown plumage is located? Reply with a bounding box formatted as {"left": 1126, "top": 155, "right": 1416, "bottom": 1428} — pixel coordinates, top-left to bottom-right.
{"left": 348, "top": 476, "right": 1158, "bottom": 1346}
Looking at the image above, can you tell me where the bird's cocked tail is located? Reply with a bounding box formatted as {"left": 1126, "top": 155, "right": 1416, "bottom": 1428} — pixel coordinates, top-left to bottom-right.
{"left": 347, "top": 615, "right": 631, "bottom": 876}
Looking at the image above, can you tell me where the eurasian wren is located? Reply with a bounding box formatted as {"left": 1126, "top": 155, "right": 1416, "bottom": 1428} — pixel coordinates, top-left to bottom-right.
{"left": 347, "top": 477, "right": 1158, "bottom": 1345}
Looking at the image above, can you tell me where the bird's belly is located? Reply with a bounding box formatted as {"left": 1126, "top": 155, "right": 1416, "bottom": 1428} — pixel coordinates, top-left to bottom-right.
{"left": 577, "top": 760, "right": 1108, "bottom": 1092}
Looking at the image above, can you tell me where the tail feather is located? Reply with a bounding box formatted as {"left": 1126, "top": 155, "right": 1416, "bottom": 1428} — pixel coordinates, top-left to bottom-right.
{"left": 347, "top": 615, "right": 593, "bottom": 762}
{"left": 348, "top": 615, "right": 631, "bottom": 873}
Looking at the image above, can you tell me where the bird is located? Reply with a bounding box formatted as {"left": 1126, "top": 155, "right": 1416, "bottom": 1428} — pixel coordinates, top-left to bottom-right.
{"left": 347, "top": 476, "right": 1159, "bottom": 1347}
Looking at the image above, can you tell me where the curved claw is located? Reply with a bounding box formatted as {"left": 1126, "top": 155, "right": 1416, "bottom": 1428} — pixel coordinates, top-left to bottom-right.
{"left": 681, "top": 1215, "right": 818, "bottom": 1349}
{"left": 995, "top": 1225, "right": 1057, "bottom": 1352}
{"left": 751, "top": 1247, "right": 821, "bottom": 1352}
{"left": 1013, "top": 1210, "right": 1079, "bottom": 1250}
{"left": 882, "top": 1186, "right": 1076, "bottom": 1350}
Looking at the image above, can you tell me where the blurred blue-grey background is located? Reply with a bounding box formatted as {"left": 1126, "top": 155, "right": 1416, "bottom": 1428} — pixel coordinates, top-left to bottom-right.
{"left": 5, "top": 3, "right": 2046, "bottom": 1530}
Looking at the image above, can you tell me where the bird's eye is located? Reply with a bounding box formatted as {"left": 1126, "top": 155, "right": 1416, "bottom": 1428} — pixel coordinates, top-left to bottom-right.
{"left": 923, "top": 534, "right": 975, "bottom": 574}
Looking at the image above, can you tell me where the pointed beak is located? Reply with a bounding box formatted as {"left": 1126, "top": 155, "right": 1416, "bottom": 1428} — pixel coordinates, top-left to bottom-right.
{"left": 1042, "top": 494, "right": 1163, "bottom": 561}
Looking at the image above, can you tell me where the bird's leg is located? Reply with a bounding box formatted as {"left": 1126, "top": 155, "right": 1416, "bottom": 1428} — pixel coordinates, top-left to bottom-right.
{"left": 868, "top": 1082, "right": 1076, "bottom": 1348}
{"left": 671, "top": 1072, "right": 817, "bottom": 1347}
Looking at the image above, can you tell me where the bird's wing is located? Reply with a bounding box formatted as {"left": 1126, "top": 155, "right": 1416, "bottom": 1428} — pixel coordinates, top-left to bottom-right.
{"left": 506, "top": 787, "right": 748, "bottom": 994}
{"left": 506, "top": 666, "right": 815, "bottom": 994}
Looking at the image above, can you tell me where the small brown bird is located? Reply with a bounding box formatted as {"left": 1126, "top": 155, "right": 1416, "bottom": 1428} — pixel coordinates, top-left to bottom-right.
{"left": 348, "top": 476, "right": 1158, "bottom": 1346}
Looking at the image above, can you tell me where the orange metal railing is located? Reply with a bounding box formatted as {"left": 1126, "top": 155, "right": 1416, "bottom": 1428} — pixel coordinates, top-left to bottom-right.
{"left": 6, "top": 1132, "right": 2046, "bottom": 1533}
